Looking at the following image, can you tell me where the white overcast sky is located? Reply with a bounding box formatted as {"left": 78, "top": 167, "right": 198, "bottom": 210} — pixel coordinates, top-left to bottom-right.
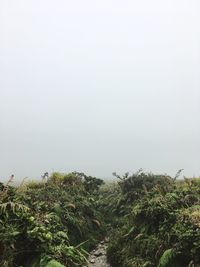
{"left": 0, "top": 0, "right": 200, "bottom": 180}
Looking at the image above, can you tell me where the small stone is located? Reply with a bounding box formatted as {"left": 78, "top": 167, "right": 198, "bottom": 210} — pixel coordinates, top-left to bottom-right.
{"left": 94, "top": 250, "right": 103, "bottom": 257}
{"left": 105, "top": 237, "right": 109, "bottom": 243}
{"left": 90, "top": 259, "right": 95, "bottom": 263}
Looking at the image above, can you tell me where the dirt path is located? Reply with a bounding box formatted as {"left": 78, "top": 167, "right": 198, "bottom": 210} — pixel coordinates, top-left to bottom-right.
{"left": 87, "top": 239, "right": 111, "bottom": 267}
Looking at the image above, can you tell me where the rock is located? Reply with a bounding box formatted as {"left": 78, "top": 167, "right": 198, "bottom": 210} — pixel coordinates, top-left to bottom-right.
{"left": 88, "top": 238, "right": 111, "bottom": 267}
{"left": 104, "top": 237, "right": 109, "bottom": 243}
{"left": 94, "top": 250, "right": 103, "bottom": 257}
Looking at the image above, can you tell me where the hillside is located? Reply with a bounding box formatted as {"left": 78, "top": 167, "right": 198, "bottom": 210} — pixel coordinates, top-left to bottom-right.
{"left": 0, "top": 171, "right": 200, "bottom": 267}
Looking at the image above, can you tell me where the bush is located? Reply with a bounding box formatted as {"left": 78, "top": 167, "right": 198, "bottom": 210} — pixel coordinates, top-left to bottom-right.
{"left": 0, "top": 172, "right": 105, "bottom": 267}
{"left": 107, "top": 177, "right": 200, "bottom": 267}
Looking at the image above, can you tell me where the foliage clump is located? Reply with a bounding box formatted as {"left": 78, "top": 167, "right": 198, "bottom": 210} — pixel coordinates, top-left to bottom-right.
{"left": 1, "top": 170, "right": 200, "bottom": 267}
{"left": 106, "top": 173, "right": 200, "bottom": 267}
{"left": 0, "top": 172, "right": 105, "bottom": 267}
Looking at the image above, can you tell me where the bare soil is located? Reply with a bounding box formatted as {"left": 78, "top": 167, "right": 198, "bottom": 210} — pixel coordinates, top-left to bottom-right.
{"left": 87, "top": 239, "right": 111, "bottom": 267}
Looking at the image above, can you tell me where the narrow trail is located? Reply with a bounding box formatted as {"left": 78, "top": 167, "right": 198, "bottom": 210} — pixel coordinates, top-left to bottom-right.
{"left": 87, "top": 239, "right": 111, "bottom": 267}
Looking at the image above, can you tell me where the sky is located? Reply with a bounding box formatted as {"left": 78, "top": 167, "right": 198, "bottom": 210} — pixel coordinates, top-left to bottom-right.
{"left": 0, "top": 0, "right": 200, "bottom": 181}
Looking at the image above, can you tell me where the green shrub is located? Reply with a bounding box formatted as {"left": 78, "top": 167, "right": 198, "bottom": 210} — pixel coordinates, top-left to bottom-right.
{"left": 0, "top": 172, "right": 105, "bottom": 267}
{"left": 107, "top": 175, "right": 200, "bottom": 267}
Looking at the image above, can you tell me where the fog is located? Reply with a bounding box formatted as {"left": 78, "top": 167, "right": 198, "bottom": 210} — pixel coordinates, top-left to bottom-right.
{"left": 0, "top": 0, "right": 200, "bottom": 180}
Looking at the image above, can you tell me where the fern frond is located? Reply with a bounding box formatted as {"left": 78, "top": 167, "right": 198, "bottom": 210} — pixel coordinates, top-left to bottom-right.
{"left": 0, "top": 202, "right": 29, "bottom": 215}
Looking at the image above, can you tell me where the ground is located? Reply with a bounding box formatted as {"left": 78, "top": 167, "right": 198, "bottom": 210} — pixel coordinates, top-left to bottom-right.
{"left": 87, "top": 239, "right": 111, "bottom": 267}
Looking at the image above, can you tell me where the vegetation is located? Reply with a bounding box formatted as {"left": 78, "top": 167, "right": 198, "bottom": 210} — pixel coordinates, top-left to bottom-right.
{"left": 0, "top": 172, "right": 105, "bottom": 267}
{"left": 1, "top": 170, "right": 200, "bottom": 267}
{"left": 105, "top": 172, "right": 200, "bottom": 267}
